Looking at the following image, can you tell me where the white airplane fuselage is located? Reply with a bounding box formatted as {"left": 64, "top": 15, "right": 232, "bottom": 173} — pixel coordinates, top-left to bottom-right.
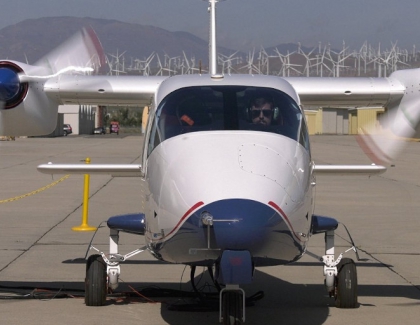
{"left": 0, "top": 0, "right": 402, "bottom": 315}
{"left": 140, "top": 74, "right": 315, "bottom": 266}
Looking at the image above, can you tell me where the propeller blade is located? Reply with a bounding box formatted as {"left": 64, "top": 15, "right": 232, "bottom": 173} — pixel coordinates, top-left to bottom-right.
{"left": 20, "top": 27, "right": 106, "bottom": 81}
{"left": 357, "top": 97, "right": 420, "bottom": 165}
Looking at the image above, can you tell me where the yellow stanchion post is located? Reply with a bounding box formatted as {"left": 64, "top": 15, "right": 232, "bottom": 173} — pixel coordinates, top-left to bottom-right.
{"left": 72, "top": 157, "right": 97, "bottom": 231}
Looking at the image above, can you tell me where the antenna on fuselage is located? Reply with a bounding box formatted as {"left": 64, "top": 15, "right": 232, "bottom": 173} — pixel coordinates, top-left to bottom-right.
{"left": 207, "top": 0, "right": 224, "bottom": 78}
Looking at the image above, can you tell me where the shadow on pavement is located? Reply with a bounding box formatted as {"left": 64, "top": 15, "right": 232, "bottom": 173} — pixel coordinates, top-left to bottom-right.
{"left": 2, "top": 268, "right": 420, "bottom": 325}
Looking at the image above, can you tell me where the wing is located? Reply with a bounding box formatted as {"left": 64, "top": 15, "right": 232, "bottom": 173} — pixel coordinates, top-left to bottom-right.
{"left": 1, "top": 30, "right": 419, "bottom": 165}
{"left": 285, "top": 77, "right": 405, "bottom": 108}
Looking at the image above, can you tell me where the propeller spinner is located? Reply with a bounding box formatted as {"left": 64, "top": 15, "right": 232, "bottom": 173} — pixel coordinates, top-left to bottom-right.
{"left": 0, "top": 62, "right": 28, "bottom": 109}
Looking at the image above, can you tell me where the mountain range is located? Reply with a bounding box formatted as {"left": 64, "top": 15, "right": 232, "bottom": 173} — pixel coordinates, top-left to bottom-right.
{"left": 0, "top": 17, "right": 312, "bottom": 65}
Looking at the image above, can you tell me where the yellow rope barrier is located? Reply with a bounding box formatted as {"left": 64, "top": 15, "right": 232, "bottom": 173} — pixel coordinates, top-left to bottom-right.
{"left": 0, "top": 175, "right": 70, "bottom": 204}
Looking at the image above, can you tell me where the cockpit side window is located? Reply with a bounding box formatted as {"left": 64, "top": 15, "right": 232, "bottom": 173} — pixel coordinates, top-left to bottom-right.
{"left": 298, "top": 109, "right": 311, "bottom": 152}
{"left": 148, "top": 86, "right": 309, "bottom": 155}
{"left": 147, "top": 106, "right": 162, "bottom": 157}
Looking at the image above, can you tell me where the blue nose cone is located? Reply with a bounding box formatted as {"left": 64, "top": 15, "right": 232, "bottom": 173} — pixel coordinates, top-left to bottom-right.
{"left": 193, "top": 199, "right": 283, "bottom": 250}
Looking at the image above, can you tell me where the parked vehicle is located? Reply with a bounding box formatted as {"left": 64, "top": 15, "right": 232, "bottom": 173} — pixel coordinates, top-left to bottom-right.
{"left": 93, "top": 126, "right": 106, "bottom": 134}
{"left": 63, "top": 124, "right": 72, "bottom": 136}
{"left": 110, "top": 122, "right": 119, "bottom": 135}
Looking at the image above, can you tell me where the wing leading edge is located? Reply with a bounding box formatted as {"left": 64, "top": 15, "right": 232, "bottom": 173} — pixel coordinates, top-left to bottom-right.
{"left": 44, "top": 75, "right": 167, "bottom": 106}
{"left": 284, "top": 77, "right": 405, "bottom": 107}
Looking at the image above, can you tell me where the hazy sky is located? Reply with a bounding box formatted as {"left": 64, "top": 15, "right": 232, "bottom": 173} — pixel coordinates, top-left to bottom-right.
{"left": 1, "top": 0, "right": 420, "bottom": 51}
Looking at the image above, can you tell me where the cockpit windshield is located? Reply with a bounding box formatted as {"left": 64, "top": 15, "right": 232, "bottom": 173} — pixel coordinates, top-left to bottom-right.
{"left": 148, "top": 86, "right": 309, "bottom": 155}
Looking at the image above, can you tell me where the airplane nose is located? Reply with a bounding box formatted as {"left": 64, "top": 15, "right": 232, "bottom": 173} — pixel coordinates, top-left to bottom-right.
{"left": 193, "top": 198, "right": 290, "bottom": 251}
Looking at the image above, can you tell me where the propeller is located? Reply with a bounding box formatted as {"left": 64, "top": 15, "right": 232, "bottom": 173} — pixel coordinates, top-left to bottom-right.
{"left": 357, "top": 76, "right": 420, "bottom": 165}
{"left": 0, "top": 27, "right": 105, "bottom": 109}
{"left": 0, "top": 27, "right": 106, "bottom": 136}
{"left": 20, "top": 27, "right": 106, "bottom": 82}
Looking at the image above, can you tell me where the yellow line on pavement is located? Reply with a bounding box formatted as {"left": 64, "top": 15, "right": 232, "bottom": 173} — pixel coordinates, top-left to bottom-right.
{"left": 0, "top": 175, "right": 70, "bottom": 203}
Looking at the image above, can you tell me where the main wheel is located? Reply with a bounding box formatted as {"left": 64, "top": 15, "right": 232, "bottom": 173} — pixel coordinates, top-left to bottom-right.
{"left": 335, "top": 257, "right": 358, "bottom": 308}
{"left": 222, "top": 291, "right": 243, "bottom": 325}
{"left": 85, "top": 254, "right": 107, "bottom": 306}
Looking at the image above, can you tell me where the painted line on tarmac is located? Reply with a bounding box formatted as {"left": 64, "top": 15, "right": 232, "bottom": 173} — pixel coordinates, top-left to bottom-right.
{"left": 0, "top": 175, "right": 70, "bottom": 203}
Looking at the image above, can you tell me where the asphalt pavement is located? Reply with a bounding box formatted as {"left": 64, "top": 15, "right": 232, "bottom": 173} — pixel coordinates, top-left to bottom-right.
{"left": 0, "top": 134, "right": 419, "bottom": 325}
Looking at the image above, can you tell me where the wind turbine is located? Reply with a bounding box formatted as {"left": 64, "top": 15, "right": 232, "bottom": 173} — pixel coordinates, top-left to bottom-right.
{"left": 107, "top": 50, "right": 127, "bottom": 76}
{"left": 219, "top": 51, "right": 239, "bottom": 75}
{"left": 301, "top": 47, "right": 317, "bottom": 77}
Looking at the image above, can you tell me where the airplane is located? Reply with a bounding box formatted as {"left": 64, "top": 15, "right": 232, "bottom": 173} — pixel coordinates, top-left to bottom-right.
{"left": 0, "top": 1, "right": 417, "bottom": 324}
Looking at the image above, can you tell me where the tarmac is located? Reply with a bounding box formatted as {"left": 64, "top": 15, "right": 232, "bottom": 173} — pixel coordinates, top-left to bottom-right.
{"left": 0, "top": 134, "right": 419, "bottom": 325}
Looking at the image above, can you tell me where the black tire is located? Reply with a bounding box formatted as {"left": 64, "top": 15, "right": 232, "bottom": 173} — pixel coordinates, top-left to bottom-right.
{"left": 335, "top": 258, "right": 358, "bottom": 308}
{"left": 222, "top": 291, "right": 243, "bottom": 325}
{"left": 85, "top": 254, "right": 107, "bottom": 306}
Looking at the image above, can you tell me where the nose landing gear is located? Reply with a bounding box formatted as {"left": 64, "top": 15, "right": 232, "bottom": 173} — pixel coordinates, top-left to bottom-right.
{"left": 220, "top": 287, "right": 245, "bottom": 325}
{"left": 216, "top": 250, "right": 253, "bottom": 324}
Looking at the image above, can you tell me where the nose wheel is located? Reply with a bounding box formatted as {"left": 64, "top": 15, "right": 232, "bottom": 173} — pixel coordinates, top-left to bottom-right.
{"left": 221, "top": 288, "right": 245, "bottom": 325}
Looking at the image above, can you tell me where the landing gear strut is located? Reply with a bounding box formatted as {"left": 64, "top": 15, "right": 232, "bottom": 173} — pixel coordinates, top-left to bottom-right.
{"left": 85, "top": 227, "right": 146, "bottom": 306}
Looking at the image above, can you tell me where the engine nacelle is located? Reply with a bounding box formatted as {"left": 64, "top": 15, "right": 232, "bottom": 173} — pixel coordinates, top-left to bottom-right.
{"left": 0, "top": 60, "right": 59, "bottom": 136}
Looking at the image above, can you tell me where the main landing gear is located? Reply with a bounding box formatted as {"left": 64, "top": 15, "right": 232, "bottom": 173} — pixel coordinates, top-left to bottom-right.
{"left": 312, "top": 215, "right": 358, "bottom": 308}
{"left": 84, "top": 227, "right": 146, "bottom": 306}
{"left": 334, "top": 258, "right": 358, "bottom": 308}
{"left": 85, "top": 254, "right": 107, "bottom": 306}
